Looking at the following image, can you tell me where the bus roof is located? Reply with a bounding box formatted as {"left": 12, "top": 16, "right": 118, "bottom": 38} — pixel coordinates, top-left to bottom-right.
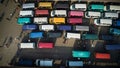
{"left": 95, "top": 53, "right": 110, "bottom": 59}
{"left": 57, "top": 25, "right": 72, "bottom": 31}
{"left": 68, "top": 61, "right": 83, "bottom": 67}
{"left": 17, "top": 18, "right": 30, "bottom": 25}
{"left": 29, "top": 32, "right": 43, "bottom": 38}
{"left": 106, "top": 45, "right": 120, "bottom": 50}
{"left": 82, "top": 34, "right": 98, "bottom": 40}
{"left": 38, "top": 42, "right": 53, "bottom": 48}
{"left": 72, "top": 51, "right": 90, "bottom": 58}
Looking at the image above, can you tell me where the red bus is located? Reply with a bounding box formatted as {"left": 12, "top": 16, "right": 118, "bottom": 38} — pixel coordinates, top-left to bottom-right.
{"left": 35, "top": 9, "right": 49, "bottom": 16}
{"left": 38, "top": 42, "right": 53, "bottom": 48}
{"left": 95, "top": 53, "right": 110, "bottom": 59}
{"left": 69, "top": 11, "right": 84, "bottom": 17}
{"left": 68, "top": 18, "right": 82, "bottom": 24}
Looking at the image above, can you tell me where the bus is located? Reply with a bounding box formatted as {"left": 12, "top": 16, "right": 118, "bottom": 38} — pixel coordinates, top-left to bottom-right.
{"left": 106, "top": 5, "right": 120, "bottom": 11}
{"left": 88, "top": 4, "right": 104, "bottom": 11}
{"left": 82, "top": 34, "right": 98, "bottom": 40}
{"left": 66, "top": 61, "right": 83, "bottom": 67}
{"left": 19, "top": 10, "right": 34, "bottom": 17}
{"left": 74, "top": 25, "right": 89, "bottom": 31}
{"left": 68, "top": 18, "right": 82, "bottom": 24}
{"left": 20, "top": 43, "right": 35, "bottom": 49}
{"left": 22, "top": 24, "right": 37, "bottom": 30}
{"left": 39, "top": 25, "right": 54, "bottom": 31}
{"left": 29, "top": 32, "right": 43, "bottom": 38}
{"left": 35, "top": 9, "right": 49, "bottom": 16}
{"left": 94, "top": 19, "right": 112, "bottom": 26}
{"left": 54, "top": 3, "right": 69, "bottom": 9}
{"left": 95, "top": 53, "right": 110, "bottom": 59}
{"left": 22, "top": 3, "right": 35, "bottom": 9}
{"left": 105, "top": 45, "right": 120, "bottom": 50}
{"left": 47, "top": 32, "right": 62, "bottom": 38}
{"left": 51, "top": 10, "right": 67, "bottom": 17}
{"left": 85, "top": 11, "right": 102, "bottom": 18}
{"left": 66, "top": 32, "right": 81, "bottom": 39}
{"left": 110, "top": 28, "right": 120, "bottom": 35}
{"left": 57, "top": 25, "right": 72, "bottom": 31}
{"left": 17, "top": 18, "right": 31, "bottom": 25}
{"left": 49, "top": 17, "right": 65, "bottom": 24}
{"left": 38, "top": 42, "right": 54, "bottom": 48}
{"left": 69, "top": 11, "right": 84, "bottom": 17}
{"left": 34, "top": 17, "right": 48, "bottom": 24}
{"left": 113, "top": 20, "right": 120, "bottom": 27}
{"left": 38, "top": 2, "right": 52, "bottom": 9}
{"left": 104, "top": 12, "right": 119, "bottom": 18}
{"left": 72, "top": 50, "right": 90, "bottom": 58}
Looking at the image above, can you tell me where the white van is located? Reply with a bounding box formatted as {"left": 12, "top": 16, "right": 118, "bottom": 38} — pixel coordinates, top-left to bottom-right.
{"left": 85, "top": 11, "right": 102, "bottom": 18}
{"left": 70, "top": 3, "right": 87, "bottom": 11}
{"left": 51, "top": 10, "right": 67, "bottom": 17}
{"left": 66, "top": 32, "right": 81, "bottom": 39}
{"left": 34, "top": 17, "right": 48, "bottom": 24}
{"left": 106, "top": 5, "right": 120, "bottom": 11}
{"left": 94, "top": 19, "right": 112, "bottom": 26}
{"left": 19, "top": 10, "right": 33, "bottom": 17}
{"left": 104, "top": 12, "right": 119, "bottom": 18}
{"left": 39, "top": 25, "right": 54, "bottom": 31}
{"left": 22, "top": 3, "right": 35, "bottom": 9}
{"left": 74, "top": 25, "right": 89, "bottom": 31}
{"left": 20, "top": 43, "right": 35, "bottom": 48}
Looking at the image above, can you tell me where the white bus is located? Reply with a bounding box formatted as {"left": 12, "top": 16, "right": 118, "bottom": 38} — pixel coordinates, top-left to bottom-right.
{"left": 22, "top": 3, "right": 35, "bottom": 9}
{"left": 85, "top": 11, "right": 102, "bottom": 18}
{"left": 94, "top": 19, "right": 112, "bottom": 26}
{"left": 34, "top": 17, "right": 48, "bottom": 24}
{"left": 106, "top": 5, "right": 120, "bottom": 11}
{"left": 19, "top": 10, "right": 34, "bottom": 17}
{"left": 51, "top": 10, "right": 67, "bottom": 17}
{"left": 39, "top": 25, "right": 54, "bottom": 31}
{"left": 74, "top": 25, "right": 89, "bottom": 31}
{"left": 20, "top": 43, "right": 35, "bottom": 48}
{"left": 70, "top": 3, "right": 87, "bottom": 11}
{"left": 104, "top": 12, "right": 119, "bottom": 18}
{"left": 66, "top": 32, "right": 81, "bottom": 39}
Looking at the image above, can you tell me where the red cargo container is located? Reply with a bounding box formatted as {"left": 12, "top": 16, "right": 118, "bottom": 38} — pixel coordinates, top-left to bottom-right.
{"left": 95, "top": 53, "right": 110, "bottom": 59}
{"left": 35, "top": 9, "right": 49, "bottom": 16}
{"left": 68, "top": 18, "right": 82, "bottom": 24}
{"left": 38, "top": 42, "right": 53, "bottom": 48}
{"left": 69, "top": 11, "right": 84, "bottom": 17}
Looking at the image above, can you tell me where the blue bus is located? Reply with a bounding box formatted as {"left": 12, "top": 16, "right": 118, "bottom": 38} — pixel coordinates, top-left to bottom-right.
{"left": 66, "top": 61, "right": 83, "bottom": 67}
{"left": 106, "top": 45, "right": 120, "bottom": 50}
{"left": 47, "top": 32, "right": 62, "bottom": 38}
{"left": 113, "top": 20, "right": 120, "bottom": 26}
{"left": 57, "top": 25, "right": 72, "bottom": 31}
{"left": 22, "top": 24, "right": 37, "bottom": 30}
{"left": 17, "top": 59, "right": 34, "bottom": 66}
{"left": 82, "top": 34, "right": 99, "bottom": 40}
{"left": 17, "top": 18, "right": 31, "bottom": 25}
{"left": 29, "top": 32, "right": 43, "bottom": 38}
{"left": 72, "top": 51, "right": 90, "bottom": 58}
{"left": 88, "top": 4, "right": 104, "bottom": 11}
{"left": 110, "top": 28, "right": 120, "bottom": 35}
{"left": 101, "top": 35, "right": 113, "bottom": 40}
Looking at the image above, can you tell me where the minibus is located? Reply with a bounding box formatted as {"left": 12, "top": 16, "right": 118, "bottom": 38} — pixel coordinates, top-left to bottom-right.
{"left": 66, "top": 32, "right": 81, "bottom": 39}
{"left": 57, "top": 25, "right": 72, "bottom": 31}
{"left": 49, "top": 17, "right": 65, "bottom": 24}
{"left": 39, "top": 25, "right": 54, "bottom": 31}
{"left": 82, "top": 34, "right": 98, "bottom": 40}
{"left": 106, "top": 5, "right": 120, "bottom": 11}
{"left": 110, "top": 28, "right": 120, "bottom": 35}
{"left": 38, "top": 42, "right": 53, "bottom": 48}
{"left": 17, "top": 18, "right": 31, "bottom": 25}
{"left": 95, "top": 53, "right": 110, "bottom": 59}
{"left": 47, "top": 32, "right": 62, "bottom": 38}
{"left": 69, "top": 11, "right": 84, "bottom": 17}
{"left": 88, "top": 4, "right": 104, "bottom": 11}
{"left": 34, "top": 17, "right": 48, "bottom": 24}
{"left": 72, "top": 50, "right": 90, "bottom": 58}
{"left": 51, "top": 10, "right": 67, "bottom": 17}
{"left": 38, "top": 2, "right": 52, "bottom": 9}
{"left": 85, "top": 11, "right": 102, "bottom": 18}
{"left": 104, "top": 12, "right": 119, "bottom": 18}
{"left": 20, "top": 43, "right": 35, "bottom": 48}
{"left": 35, "top": 9, "right": 49, "bottom": 16}
{"left": 74, "top": 25, "right": 89, "bottom": 31}
{"left": 68, "top": 18, "right": 82, "bottom": 24}
{"left": 36, "top": 59, "right": 53, "bottom": 67}
{"left": 66, "top": 61, "right": 83, "bottom": 67}
{"left": 22, "top": 3, "right": 35, "bottom": 9}
{"left": 22, "top": 24, "right": 37, "bottom": 30}
{"left": 70, "top": 3, "right": 87, "bottom": 11}
{"left": 19, "top": 10, "right": 33, "bottom": 17}
{"left": 29, "top": 32, "right": 43, "bottom": 38}
{"left": 94, "top": 19, "right": 112, "bottom": 26}
{"left": 105, "top": 45, "right": 120, "bottom": 50}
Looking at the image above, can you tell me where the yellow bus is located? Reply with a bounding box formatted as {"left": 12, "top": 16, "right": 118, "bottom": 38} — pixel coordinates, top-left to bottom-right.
{"left": 38, "top": 2, "right": 52, "bottom": 9}
{"left": 49, "top": 18, "right": 65, "bottom": 24}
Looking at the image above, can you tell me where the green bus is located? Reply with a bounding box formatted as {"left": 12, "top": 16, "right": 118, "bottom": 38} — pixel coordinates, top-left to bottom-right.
{"left": 82, "top": 34, "right": 98, "bottom": 40}
{"left": 72, "top": 51, "right": 90, "bottom": 58}
{"left": 88, "top": 4, "right": 104, "bottom": 11}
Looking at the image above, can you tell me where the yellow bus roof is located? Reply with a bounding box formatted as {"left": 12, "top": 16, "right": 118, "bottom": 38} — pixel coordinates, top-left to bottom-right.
{"left": 39, "top": 2, "right": 52, "bottom": 7}
{"left": 53, "top": 18, "right": 65, "bottom": 22}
